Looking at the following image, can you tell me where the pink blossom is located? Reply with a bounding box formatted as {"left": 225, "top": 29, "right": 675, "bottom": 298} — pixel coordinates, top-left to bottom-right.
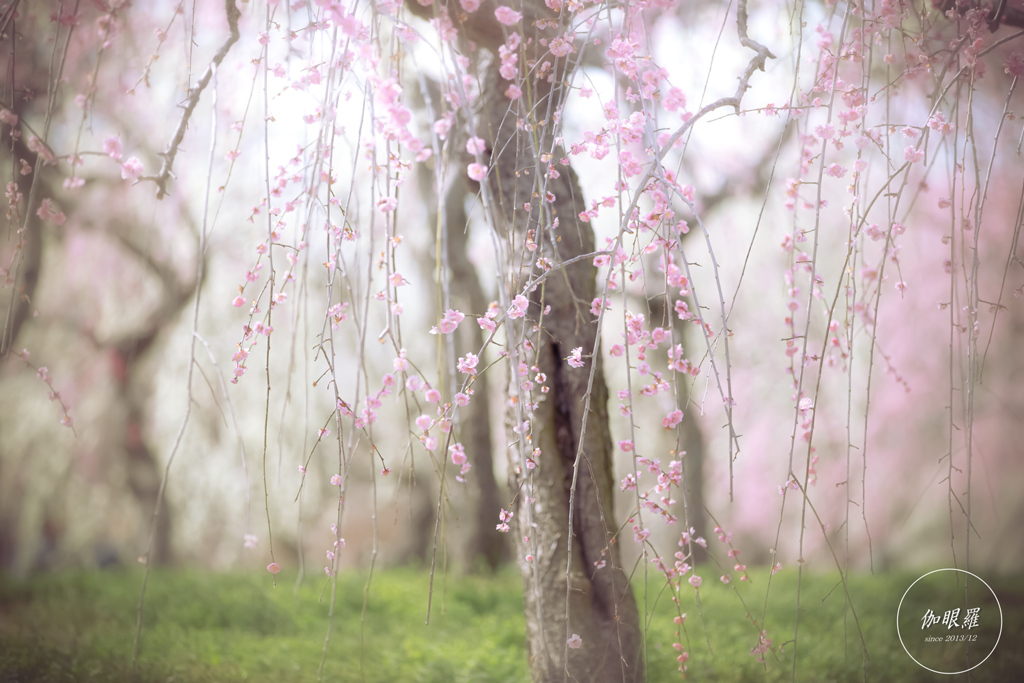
{"left": 494, "top": 6, "right": 522, "bottom": 25}
{"left": 508, "top": 295, "right": 528, "bottom": 319}
{"left": 36, "top": 198, "right": 66, "bottom": 225}
{"left": 232, "top": 296, "right": 246, "bottom": 307}
{"left": 467, "top": 162, "right": 488, "bottom": 182}
{"left": 103, "top": 137, "right": 122, "bottom": 160}
{"left": 425, "top": 388, "right": 440, "bottom": 403}
{"left": 664, "top": 87, "right": 686, "bottom": 113}
{"left": 663, "top": 409, "right": 683, "bottom": 429}
{"left": 267, "top": 562, "right": 281, "bottom": 574}
{"left": 927, "top": 112, "right": 954, "bottom": 136}
{"left": 377, "top": 196, "right": 398, "bottom": 212}
{"left": 330, "top": 474, "right": 342, "bottom": 486}
{"left": 505, "top": 84, "right": 522, "bottom": 99}
{"left": 437, "top": 308, "right": 465, "bottom": 334}
{"left": 618, "top": 440, "right": 634, "bottom": 452}
{"left": 433, "top": 117, "right": 452, "bottom": 139}
{"left": 498, "top": 44, "right": 519, "bottom": 80}
{"left": 450, "top": 442, "right": 467, "bottom": 465}
{"left": 825, "top": 163, "right": 846, "bottom": 178}
{"left": 688, "top": 575, "right": 702, "bottom": 588}
{"left": 457, "top": 352, "right": 479, "bottom": 374}
{"left": 459, "top": 0, "right": 480, "bottom": 11}
{"left": 619, "top": 150, "right": 642, "bottom": 177}
{"left": 904, "top": 146, "right": 924, "bottom": 164}
{"left": 567, "top": 347, "right": 584, "bottom": 368}
{"left": 1005, "top": 52, "right": 1024, "bottom": 77}
{"left": 466, "top": 136, "right": 487, "bottom": 155}
{"left": 567, "top": 634, "right": 583, "bottom": 649}
{"left": 549, "top": 32, "right": 575, "bottom": 58}
{"left": 415, "top": 415, "right": 432, "bottom": 431}
{"left": 243, "top": 534, "right": 258, "bottom": 548}
{"left": 121, "top": 156, "right": 144, "bottom": 182}
{"left": 27, "top": 136, "right": 55, "bottom": 164}
{"left": 674, "top": 299, "right": 692, "bottom": 321}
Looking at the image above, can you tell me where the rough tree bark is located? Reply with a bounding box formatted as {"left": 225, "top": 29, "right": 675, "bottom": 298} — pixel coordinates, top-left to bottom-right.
{"left": 487, "top": 99, "right": 643, "bottom": 680}
{"left": 406, "top": 1, "right": 643, "bottom": 680}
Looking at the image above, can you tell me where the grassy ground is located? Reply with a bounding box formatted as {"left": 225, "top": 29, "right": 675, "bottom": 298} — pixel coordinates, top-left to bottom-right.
{"left": 0, "top": 565, "right": 1020, "bottom": 682}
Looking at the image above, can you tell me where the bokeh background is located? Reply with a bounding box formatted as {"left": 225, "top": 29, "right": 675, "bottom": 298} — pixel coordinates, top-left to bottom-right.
{"left": 1, "top": 0, "right": 1022, "bottom": 585}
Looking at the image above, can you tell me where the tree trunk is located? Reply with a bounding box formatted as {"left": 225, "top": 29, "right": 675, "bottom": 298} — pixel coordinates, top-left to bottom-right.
{"left": 403, "top": 1, "right": 644, "bottom": 677}
{"left": 482, "top": 63, "right": 643, "bottom": 683}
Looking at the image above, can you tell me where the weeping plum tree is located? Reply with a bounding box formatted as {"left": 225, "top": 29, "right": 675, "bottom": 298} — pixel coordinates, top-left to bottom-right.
{"left": 3, "top": 0, "right": 1024, "bottom": 681}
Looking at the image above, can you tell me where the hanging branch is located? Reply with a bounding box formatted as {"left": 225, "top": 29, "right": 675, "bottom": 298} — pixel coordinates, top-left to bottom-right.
{"left": 148, "top": 0, "right": 240, "bottom": 200}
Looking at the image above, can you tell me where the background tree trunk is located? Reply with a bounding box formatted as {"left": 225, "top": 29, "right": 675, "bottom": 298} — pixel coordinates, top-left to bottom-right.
{"left": 445, "top": 175, "right": 510, "bottom": 571}
{"left": 410, "top": 86, "right": 510, "bottom": 570}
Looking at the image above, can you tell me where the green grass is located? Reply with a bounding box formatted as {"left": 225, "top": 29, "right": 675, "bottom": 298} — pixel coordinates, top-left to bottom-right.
{"left": 1, "top": 566, "right": 1020, "bottom": 681}
{"left": 635, "top": 568, "right": 1022, "bottom": 682}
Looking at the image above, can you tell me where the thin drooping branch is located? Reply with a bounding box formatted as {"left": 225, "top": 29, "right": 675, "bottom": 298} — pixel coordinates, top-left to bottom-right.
{"left": 610, "top": 0, "right": 774, "bottom": 499}
{"left": 131, "top": 61, "right": 221, "bottom": 676}
{"left": 149, "top": 0, "right": 240, "bottom": 200}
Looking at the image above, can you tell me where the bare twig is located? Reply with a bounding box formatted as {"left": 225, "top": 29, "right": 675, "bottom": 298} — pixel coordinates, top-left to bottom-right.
{"left": 149, "top": 0, "right": 240, "bottom": 200}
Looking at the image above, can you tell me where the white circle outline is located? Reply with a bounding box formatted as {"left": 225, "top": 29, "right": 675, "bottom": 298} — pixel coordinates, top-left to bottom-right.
{"left": 896, "top": 568, "right": 1003, "bottom": 675}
